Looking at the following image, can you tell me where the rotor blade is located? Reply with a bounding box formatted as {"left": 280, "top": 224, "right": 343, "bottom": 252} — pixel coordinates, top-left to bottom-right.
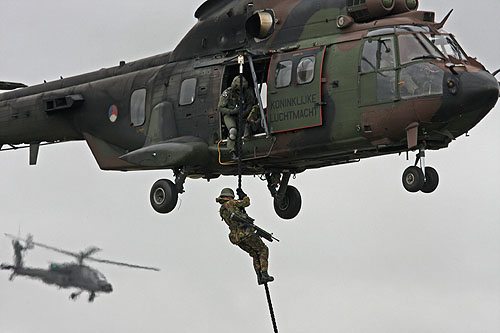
{"left": 86, "top": 257, "right": 160, "bottom": 271}
{"left": 5, "top": 233, "right": 79, "bottom": 259}
{"left": 0, "top": 81, "right": 27, "bottom": 90}
{"left": 80, "top": 247, "right": 102, "bottom": 259}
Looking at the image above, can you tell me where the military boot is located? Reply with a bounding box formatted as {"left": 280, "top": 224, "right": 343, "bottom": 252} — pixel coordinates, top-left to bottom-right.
{"left": 258, "top": 271, "right": 274, "bottom": 285}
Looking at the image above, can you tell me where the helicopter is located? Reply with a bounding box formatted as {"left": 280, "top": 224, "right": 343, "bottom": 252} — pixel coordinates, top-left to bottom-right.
{"left": 0, "top": 0, "right": 498, "bottom": 220}
{"left": 0, "top": 234, "right": 159, "bottom": 302}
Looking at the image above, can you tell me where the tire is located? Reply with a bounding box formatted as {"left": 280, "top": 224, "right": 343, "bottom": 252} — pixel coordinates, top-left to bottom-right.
{"left": 421, "top": 167, "right": 439, "bottom": 193}
{"left": 273, "top": 185, "right": 302, "bottom": 220}
{"left": 150, "top": 179, "right": 178, "bottom": 214}
{"left": 402, "top": 166, "right": 425, "bottom": 193}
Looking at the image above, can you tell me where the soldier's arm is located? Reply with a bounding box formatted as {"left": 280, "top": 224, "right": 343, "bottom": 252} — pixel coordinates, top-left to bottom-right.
{"left": 235, "top": 196, "right": 250, "bottom": 208}
{"left": 218, "top": 89, "right": 239, "bottom": 116}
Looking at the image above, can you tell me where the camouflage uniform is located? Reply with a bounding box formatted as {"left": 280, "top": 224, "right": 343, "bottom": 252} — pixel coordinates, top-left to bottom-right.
{"left": 216, "top": 194, "right": 270, "bottom": 275}
{"left": 218, "top": 76, "right": 257, "bottom": 153}
{"left": 244, "top": 105, "right": 262, "bottom": 138}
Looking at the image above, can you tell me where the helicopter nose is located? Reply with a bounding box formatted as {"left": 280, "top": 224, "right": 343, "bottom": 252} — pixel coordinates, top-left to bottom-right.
{"left": 437, "top": 69, "right": 499, "bottom": 135}
{"left": 457, "top": 70, "right": 499, "bottom": 118}
{"left": 102, "top": 283, "right": 113, "bottom": 292}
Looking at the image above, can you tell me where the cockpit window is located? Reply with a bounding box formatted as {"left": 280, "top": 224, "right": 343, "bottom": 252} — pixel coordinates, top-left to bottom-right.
{"left": 360, "top": 36, "right": 397, "bottom": 103}
{"left": 367, "top": 27, "right": 395, "bottom": 37}
{"left": 399, "top": 63, "right": 444, "bottom": 99}
{"left": 93, "top": 269, "right": 107, "bottom": 282}
{"left": 396, "top": 25, "right": 431, "bottom": 33}
{"left": 379, "top": 38, "right": 395, "bottom": 69}
{"left": 361, "top": 37, "right": 395, "bottom": 73}
{"left": 398, "top": 33, "right": 444, "bottom": 64}
{"left": 361, "top": 39, "right": 378, "bottom": 72}
{"left": 427, "top": 34, "right": 467, "bottom": 61}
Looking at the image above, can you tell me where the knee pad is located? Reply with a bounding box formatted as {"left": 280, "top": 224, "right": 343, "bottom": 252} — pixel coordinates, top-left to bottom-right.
{"left": 229, "top": 128, "right": 238, "bottom": 141}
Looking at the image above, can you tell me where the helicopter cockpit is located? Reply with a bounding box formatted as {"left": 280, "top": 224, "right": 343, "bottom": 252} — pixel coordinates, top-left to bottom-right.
{"left": 359, "top": 25, "right": 469, "bottom": 105}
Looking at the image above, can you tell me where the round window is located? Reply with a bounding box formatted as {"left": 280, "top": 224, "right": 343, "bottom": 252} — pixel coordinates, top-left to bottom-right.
{"left": 297, "top": 56, "right": 316, "bottom": 85}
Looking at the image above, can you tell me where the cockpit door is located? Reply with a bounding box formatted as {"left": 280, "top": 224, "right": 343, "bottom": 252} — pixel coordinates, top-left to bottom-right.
{"left": 359, "top": 36, "right": 397, "bottom": 106}
{"left": 267, "top": 46, "right": 326, "bottom": 133}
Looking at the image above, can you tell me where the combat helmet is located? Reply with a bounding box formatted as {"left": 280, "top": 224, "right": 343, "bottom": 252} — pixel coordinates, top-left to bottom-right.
{"left": 231, "top": 76, "right": 248, "bottom": 92}
{"left": 219, "top": 188, "right": 235, "bottom": 199}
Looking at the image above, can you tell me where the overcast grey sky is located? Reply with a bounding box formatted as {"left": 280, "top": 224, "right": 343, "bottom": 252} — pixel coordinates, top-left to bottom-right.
{"left": 1, "top": 1, "right": 499, "bottom": 332}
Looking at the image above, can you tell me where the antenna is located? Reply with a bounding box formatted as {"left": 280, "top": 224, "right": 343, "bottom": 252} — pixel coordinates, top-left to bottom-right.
{"left": 435, "top": 9, "right": 454, "bottom": 30}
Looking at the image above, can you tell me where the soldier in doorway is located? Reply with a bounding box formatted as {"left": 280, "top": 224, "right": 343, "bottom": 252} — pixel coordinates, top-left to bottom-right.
{"left": 216, "top": 188, "right": 274, "bottom": 285}
{"left": 218, "top": 76, "right": 257, "bottom": 157}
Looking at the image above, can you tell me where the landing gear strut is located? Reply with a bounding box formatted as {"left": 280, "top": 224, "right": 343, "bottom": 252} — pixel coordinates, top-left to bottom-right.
{"left": 149, "top": 168, "right": 188, "bottom": 214}
{"left": 266, "top": 172, "right": 302, "bottom": 220}
{"left": 402, "top": 146, "right": 439, "bottom": 194}
{"left": 70, "top": 290, "right": 82, "bottom": 301}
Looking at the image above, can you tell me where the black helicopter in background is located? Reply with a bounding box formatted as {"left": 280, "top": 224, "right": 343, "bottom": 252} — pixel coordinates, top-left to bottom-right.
{"left": 1, "top": 234, "right": 159, "bottom": 302}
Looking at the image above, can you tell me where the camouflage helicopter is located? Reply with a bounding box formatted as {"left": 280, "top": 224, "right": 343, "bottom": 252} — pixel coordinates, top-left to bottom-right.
{"left": 0, "top": 234, "right": 159, "bottom": 302}
{"left": 0, "top": 0, "right": 498, "bottom": 220}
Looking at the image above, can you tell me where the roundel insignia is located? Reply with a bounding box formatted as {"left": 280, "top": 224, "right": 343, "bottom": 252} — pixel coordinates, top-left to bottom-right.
{"left": 108, "top": 105, "right": 118, "bottom": 123}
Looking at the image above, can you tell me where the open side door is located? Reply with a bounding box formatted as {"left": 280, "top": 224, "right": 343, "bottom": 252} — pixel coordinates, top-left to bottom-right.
{"left": 267, "top": 46, "right": 326, "bottom": 133}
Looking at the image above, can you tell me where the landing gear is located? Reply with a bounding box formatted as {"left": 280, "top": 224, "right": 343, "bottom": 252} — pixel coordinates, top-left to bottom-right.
{"left": 421, "top": 166, "right": 439, "bottom": 193}
{"left": 402, "top": 166, "right": 424, "bottom": 193}
{"left": 70, "top": 290, "right": 82, "bottom": 301}
{"left": 266, "top": 172, "right": 302, "bottom": 220}
{"left": 88, "top": 292, "right": 96, "bottom": 302}
{"left": 149, "top": 168, "right": 188, "bottom": 214}
{"left": 402, "top": 146, "right": 440, "bottom": 194}
{"left": 150, "top": 179, "right": 178, "bottom": 214}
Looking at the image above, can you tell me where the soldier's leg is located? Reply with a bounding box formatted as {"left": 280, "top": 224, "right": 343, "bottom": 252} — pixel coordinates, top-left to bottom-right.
{"left": 246, "top": 235, "right": 269, "bottom": 273}
{"left": 237, "top": 241, "right": 262, "bottom": 273}
{"left": 223, "top": 115, "right": 237, "bottom": 153}
{"left": 246, "top": 234, "right": 273, "bottom": 284}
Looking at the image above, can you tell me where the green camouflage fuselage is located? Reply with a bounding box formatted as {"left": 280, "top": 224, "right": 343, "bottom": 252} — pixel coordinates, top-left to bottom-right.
{"left": 0, "top": 0, "right": 498, "bottom": 179}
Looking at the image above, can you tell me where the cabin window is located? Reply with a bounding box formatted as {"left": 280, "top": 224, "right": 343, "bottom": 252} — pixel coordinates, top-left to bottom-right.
{"left": 179, "top": 78, "right": 197, "bottom": 105}
{"left": 275, "top": 60, "right": 293, "bottom": 88}
{"left": 297, "top": 56, "right": 316, "bottom": 85}
{"left": 130, "top": 89, "right": 146, "bottom": 126}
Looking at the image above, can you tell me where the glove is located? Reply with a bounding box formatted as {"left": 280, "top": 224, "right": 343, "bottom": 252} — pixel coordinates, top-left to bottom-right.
{"left": 236, "top": 188, "right": 246, "bottom": 199}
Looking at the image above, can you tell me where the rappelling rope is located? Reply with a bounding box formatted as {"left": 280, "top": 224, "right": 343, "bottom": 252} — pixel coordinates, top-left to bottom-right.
{"left": 238, "top": 55, "right": 278, "bottom": 333}
{"left": 264, "top": 283, "right": 279, "bottom": 333}
{"left": 237, "top": 55, "right": 244, "bottom": 192}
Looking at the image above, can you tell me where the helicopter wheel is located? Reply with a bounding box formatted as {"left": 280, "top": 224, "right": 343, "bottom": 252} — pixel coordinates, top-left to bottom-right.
{"left": 273, "top": 185, "right": 302, "bottom": 220}
{"left": 421, "top": 167, "right": 439, "bottom": 193}
{"left": 402, "top": 166, "right": 425, "bottom": 193}
{"left": 150, "top": 179, "right": 178, "bottom": 214}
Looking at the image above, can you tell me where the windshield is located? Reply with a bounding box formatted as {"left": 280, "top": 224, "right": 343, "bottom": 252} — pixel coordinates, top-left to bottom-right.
{"left": 398, "top": 33, "right": 445, "bottom": 65}
{"left": 426, "top": 34, "right": 467, "bottom": 61}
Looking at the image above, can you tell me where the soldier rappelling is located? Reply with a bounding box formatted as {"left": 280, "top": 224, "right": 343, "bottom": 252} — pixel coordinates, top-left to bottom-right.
{"left": 216, "top": 187, "right": 275, "bottom": 285}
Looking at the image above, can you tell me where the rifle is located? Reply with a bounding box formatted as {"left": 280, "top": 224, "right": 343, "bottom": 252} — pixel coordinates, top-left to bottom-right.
{"left": 230, "top": 213, "right": 280, "bottom": 242}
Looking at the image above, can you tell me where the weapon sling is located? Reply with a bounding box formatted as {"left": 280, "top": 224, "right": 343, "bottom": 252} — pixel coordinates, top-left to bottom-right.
{"left": 236, "top": 55, "right": 279, "bottom": 333}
